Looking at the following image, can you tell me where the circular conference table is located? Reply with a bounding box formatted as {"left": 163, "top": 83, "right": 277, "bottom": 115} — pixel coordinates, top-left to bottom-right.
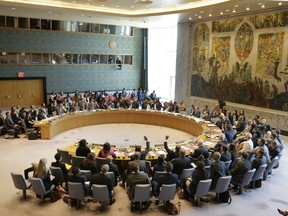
{"left": 33, "top": 110, "right": 222, "bottom": 161}
{"left": 34, "top": 110, "right": 222, "bottom": 172}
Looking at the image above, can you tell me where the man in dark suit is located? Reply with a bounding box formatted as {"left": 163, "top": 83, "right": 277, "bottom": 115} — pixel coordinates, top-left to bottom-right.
{"left": 67, "top": 167, "right": 89, "bottom": 195}
{"left": 106, "top": 155, "right": 120, "bottom": 186}
{"left": 229, "top": 152, "right": 251, "bottom": 189}
{"left": 90, "top": 164, "right": 115, "bottom": 205}
{"left": 154, "top": 162, "right": 178, "bottom": 198}
{"left": 51, "top": 153, "right": 68, "bottom": 181}
{"left": 126, "top": 162, "right": 150, "bottom": 201}
{"left": 220, "top": 145, "right": 232, "bottom": 162}
{"left": 164, "top": 141, "right": 180, "bottom": 161}
{"left": 210, "top": 152, "right": 228, "bottom": 189}
{"left": 4, "top": 111, "right": 20, "bottom": 138}
{"left": 190, "top": 139, "right": 208, "bottom": 162}
{"left": 251, "top": 148, "right": 267, "bottom": 170}
{"left": 172, "top": 148, "right": 191, "bottom": 178}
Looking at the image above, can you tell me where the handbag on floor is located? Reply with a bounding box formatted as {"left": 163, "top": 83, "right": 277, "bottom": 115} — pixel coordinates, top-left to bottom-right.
{"left": 164, "top": 202, "right": 181, "bottom": 215}
{"left": 219, "top": 191, "right": 232, "bottom": 204}
{"left": 50, "top": 190, "right": 61, "bottom": 203}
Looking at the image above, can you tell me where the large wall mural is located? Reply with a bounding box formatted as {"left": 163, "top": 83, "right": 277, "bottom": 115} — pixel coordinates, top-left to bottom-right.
{"left": 190, "top": 10, "right": 288, "bottom": 111}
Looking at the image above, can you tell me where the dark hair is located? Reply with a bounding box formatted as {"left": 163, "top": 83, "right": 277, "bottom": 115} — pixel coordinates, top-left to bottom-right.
{"left": 166, "top": 162, "right": 173, "bottom": 172}
{"left": 157, "top": 155, "right": 165, "bottom": 164}
{"left": 196, "top": 161, "right": 205, "bottom": 169}
{"left": 71, "top": 167, "right": 80, "bottom": 175}
{"left": 54, "top": 153, "right": 61, "bottom": 161}
{"left": 79, "top": 139, "right": 87, "bottom": 147}
{"left": 103, "top": 142, "right": 111, "bottom": 152}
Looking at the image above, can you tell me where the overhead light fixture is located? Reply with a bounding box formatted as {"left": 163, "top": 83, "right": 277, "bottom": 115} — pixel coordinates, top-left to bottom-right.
{"left": 233, "top": 9, "right": 236, "bottom": 13}
{"left": 198, "top": 16, "right": 202, "bottom": 18}
{"left": 220, "top": 12, "right": 223, "bottom": 15}
{"left": 189, "top": 17, "right": 192, "bottom": 20}
{"left": 261, "top": 4, "right": 265, "bottom": 8}
{"left": 209, "top": 14, "right": 212, "bottom": 17}
{"left": 279, "top": 2, "right": 282, "bottom": 6}
{"left": 246, "top": 7, "right": 250, "bottom": 11}
{"left": 11, "top": 7, "right": 15, "bottom": 10}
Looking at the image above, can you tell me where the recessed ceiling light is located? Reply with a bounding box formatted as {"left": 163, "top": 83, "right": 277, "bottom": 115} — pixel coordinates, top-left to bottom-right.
{"left": 258, "top": 3, "right": 262, "bottom": 5}
{"left": 116, "top": 5, "right": 119, "bottom": 7}
{"left": 198, "top": 16, "right": 202, "bottom": 18}
{"left": 233, "top": 9, "right": 236, "bottom": 13}
{"left": 225, "top": 9, "right": 229, "bottom": 12}
{"left": 261, "top": 4, "right": 265, "bottom": 8}
{"left": 11, "top": 7, "right": 15, "bottom": 10}
{"left": 209, "top": 14, "right": 212, "bottom": 17}
{"left": 246, "top": 7, "right": 250, "bottom": 11}
{"left": 279, "top": 2, "right": 282, "bottom": 6}
{"left": 220, "top": 12, "right": 223, "bottom": 15}
{"left": 72, "top": 1, "right": 76, "bottom": 3}
{"left": 134, "top": 0, "right": 153, "bottom": 4}
{"left": 235, "top": 4, "right": 239, "bottom": 8}
{"left": 200, "top": 11, "right": 204, "bottom": 13}
{"left": 131, "top": 6, "right": 134, "bottom": 8}
{"left": 101, "top": 4, "right": 105, "bottom": 6}
{"left": 189, "top": 17, "right": 192, "bottom": 20}
{"left": 195, "top": 14, "right": 198, "bottom": 16}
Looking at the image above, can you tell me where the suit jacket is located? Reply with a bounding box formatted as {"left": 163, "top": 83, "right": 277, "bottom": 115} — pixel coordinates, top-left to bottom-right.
{"left": 51, "top": 161, "right": 68, "bottom": 180}
{"left": 67, "top": 173, "right": 88, "bottom": 195}
{"left": 210, "top": 160, "right": 228, "bottom": 188}
{"left": 192, "top": 146, "right": 208, "bottom": 159}
{"left": 172, "top": 156, "right": 191, "bottom": 178}
{"left": 189, "top": 168, "right": 208, "bottom": 195}
{"left": 127, "top": 160, "right": 147, "bottom": 174}
{"left": 76, "top": 146, "right": 91, "bottom": 158}
{"left": 108, "top": 162, "right": 120, "bottom": 186}
{"left": 90, "top": 173, "right": 113, "bottom": 195}
{"left": 157, "top": 172, "right": 178, "bottom": 189}
{"left": 126, "top": 172, "right": 150, "bottom": 200}
{"left": 220, "top": 152, "right": 232, "bottom": 162}
{"left": 5, "top": 116, "right": 15, "bottom": 129}
{"left": 252, "top": 156, "right": 267, "bottom": 170}
{"left": 229, "top": 159, "right": 251, "bottom": 184}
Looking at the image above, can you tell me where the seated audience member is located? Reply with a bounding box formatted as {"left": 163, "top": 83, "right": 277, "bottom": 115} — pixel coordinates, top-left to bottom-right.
{"left": 224, "top": 123, "right": 234, "bottom": 142}
{"left": 220, "top": 145, "right": 232, "bottom": 162}
{"left": 228, "top": 143, "right": 239, "bottom": 164}
{"left": 89, "top": 164, "right": 115, "bottom": 205}
{"left": 237, "top": 132, "right": 253, "bottom": 153}
{"left": 24, "top": 111, "right": 35, "bottom": 129}
{"left": 152, "top": 154, "right": 166, "bottom": 177}
{"left": 270, "top": 132, "right": 283, "bottom": 150}
{"left": 164, "top": 141, "right": 180, "bottom": 161}
{"left": 34, "top": 158, "right": 66, "bottom": 193}
{"left": 4, "top": 111, "right": 20, "bottom": 138}
{"left": 179, "top": 100, "right": 186, "bottom": 111}
{"left": 268, "top": 140, "right": 281, "bottom": 160}
{"left": 80, "top": 152, "right": 97, "bottom": 175}
{"left": 273, "top": 129, "right": 283, "bottom": 149}
{"left": 251, "top": 127, "right": 261, "bottom": 148}
{"left": 233, "top": 115, "right": 246, "bottom": 139}
{"left": 172, "top": 148, "right": 191, "bottom": 178}
{"left": 194, "top": 107, "right": 201, "bottom": 118}
{"left": 37, "top": 108, "right": 48, "bottom": 120}
{"left": 211, "top": 134, "right": 227, "bottom": 152}
{"left": 126, "top": 162, "right": 151, "bottom": 201}
{"left": 98, "top": 142, "right": 116, "bottom": 158}
{"left": 247, "top": 138, "right": 271, "bottom": 164}
{"left": 67, "top": 166, "right": 89, "bottom": 195}
{"left": 106, "top": 156, "right": 120, "bottom": 186}
{"left": 122, "top": 151, "right": 147, "bottom": 186}
{"left": 0, "top": 110, "right": 4, "bottom": 127}
{"left": 190, "top": 139, "right": 208, "bottom": 162}
{"left": 229, "top": 152, "right": 251, "bottom": 190}
{"left": 51, "top": 153, "right": 69, "bottom": 181}
{"left": 202, "top": 151, "right": 212, "bottom": 166}
{"left": 76, "top": 139, "right": 91, "bottom": 158}
{"left": 210, "top": 152, "right": 228, "bottom": 189}
{"left": 153, "top": 162, "right": 178, "bottom": 198}
{"left": 251, "top": 148, "right": 267, "bottom": 170}
{"left": 183, "top": 161, "right": 208, "bottom": 200}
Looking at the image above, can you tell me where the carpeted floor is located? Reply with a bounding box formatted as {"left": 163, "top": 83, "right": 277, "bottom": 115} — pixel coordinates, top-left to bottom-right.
{"left": 0, "top": 123, "right": 287, "bottom": 216}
